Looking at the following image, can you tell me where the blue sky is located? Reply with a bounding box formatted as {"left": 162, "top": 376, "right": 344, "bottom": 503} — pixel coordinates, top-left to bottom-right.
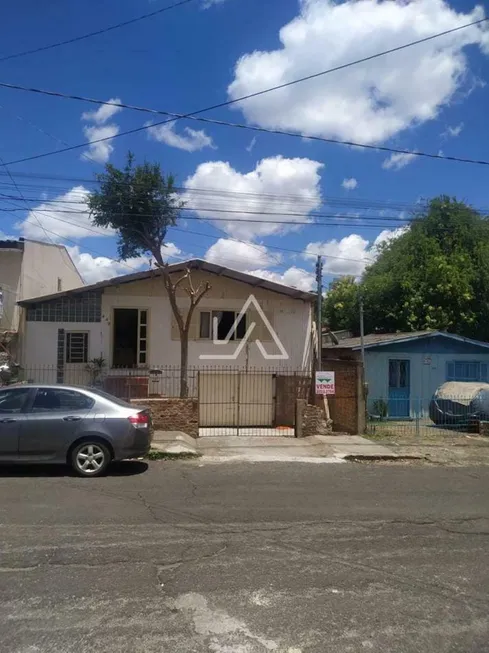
{"left": 1, "top": 0, "right": 488, "bottom": 289}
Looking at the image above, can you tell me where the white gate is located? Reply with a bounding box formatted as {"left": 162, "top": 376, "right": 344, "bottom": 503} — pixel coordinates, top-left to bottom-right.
{"left": 198, "top": 371, "right": 275, "bottom": 432}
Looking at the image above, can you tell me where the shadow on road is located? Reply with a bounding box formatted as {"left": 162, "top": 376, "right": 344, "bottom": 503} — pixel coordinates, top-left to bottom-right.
{"left": 0, "top": 460, "right": 149, "bottom": 478}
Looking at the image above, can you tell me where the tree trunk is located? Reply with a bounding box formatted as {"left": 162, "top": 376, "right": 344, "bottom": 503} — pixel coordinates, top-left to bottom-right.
{"left": 179, "top": 329, "right": 189, "bottom": 398}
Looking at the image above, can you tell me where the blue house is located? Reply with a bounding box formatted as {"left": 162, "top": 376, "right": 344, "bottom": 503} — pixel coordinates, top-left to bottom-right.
{"left": 322, "top": 330, "right": 489, "bottom": 419}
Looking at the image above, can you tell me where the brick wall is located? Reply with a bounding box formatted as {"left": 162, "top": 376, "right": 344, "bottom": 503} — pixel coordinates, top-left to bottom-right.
{"left": 131, "top": 398, "right": 199, "bottom": 438}
{"left": 321, "top": 358, "right": 366, "bottom": 434}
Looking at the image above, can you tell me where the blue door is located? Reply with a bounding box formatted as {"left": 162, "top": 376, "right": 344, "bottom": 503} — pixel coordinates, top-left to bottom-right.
{"left": 388, "top": 360, "right": 410, "bottom": 418}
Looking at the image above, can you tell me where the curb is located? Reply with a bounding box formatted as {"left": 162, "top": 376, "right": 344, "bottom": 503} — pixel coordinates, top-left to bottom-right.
{"left": 341, "top": 454, "right": 426, "bottom": 462}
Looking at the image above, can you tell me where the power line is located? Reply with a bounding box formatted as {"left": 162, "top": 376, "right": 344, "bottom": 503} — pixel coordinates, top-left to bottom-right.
{"left": 0, "top": 194, "right": 415, "bottom": 221}
{"left": 0, "top": 205, "right": 376, "bottom": 265}
{"left": 0, "top": 0, "right": 198, "bottom": 64}
{"left": 0, "top": 173, "right": 428, "bottom": 211}
{"left": 0, "top": 204, "right": 412, "bottom": 227}
{"left": 0, "top": 158, "right": 55, "bottom": 245}
{"left": 3, "top": 89, "right": 488, "bottom": 168}
{"left": 2, "top": 15, "right": 489, "bottom": 168}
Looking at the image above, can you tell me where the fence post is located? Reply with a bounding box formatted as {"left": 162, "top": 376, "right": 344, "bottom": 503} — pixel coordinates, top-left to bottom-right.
{"left": 236, "top": 371, "right": 241, "bottom": 438}
{"left": 415, "top": 397, "right": 420, "bottom": 438}
{"left": 295, "top": 399, "right": 304, "bottom": 438}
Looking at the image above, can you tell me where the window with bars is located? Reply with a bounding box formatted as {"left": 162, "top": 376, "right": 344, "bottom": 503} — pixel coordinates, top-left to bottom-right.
{"left": 199, "top": 310, "right": 247, "bottom": 341}
{"left": 65, "top": 332, "right": 88, "bottom": 364}
{"left": 446, "top": 361, "right": 488, "bottom": 382}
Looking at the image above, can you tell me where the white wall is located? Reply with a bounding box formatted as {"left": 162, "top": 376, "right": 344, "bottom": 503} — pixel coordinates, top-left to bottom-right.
{"left": 0, "top": 249, "right": 22, "bottom": 331}
{"left": 21, "top": 240, "right": 83, "bottom": 300}
{"left": 101, "top": 280, "right": 312, "bottom": 372}
{"left": 21, "top": 275, "right": 313, "bottom": 382}
{"left": 22, "top": 321, "right": 105, "bottom": 383}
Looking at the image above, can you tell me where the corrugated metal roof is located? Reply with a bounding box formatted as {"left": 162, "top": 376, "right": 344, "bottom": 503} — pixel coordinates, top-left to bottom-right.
{"left": 322, "top": 330, "right": 489, "bottom": 350}
{"left": 18, "top": 258, "right": 316, "bottom": 306}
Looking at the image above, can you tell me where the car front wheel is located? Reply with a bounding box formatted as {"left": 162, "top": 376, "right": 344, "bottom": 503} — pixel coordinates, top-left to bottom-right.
{"left": 71, "top": 441, "right": 111, "bottom": 477}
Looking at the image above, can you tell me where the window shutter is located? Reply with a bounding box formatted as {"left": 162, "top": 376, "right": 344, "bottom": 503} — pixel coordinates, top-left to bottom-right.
{"left": 446, "top": 361, "right": 455, "bottom": 381}
{"left": 481, "top": 363, "right": 488, "bottom": 382}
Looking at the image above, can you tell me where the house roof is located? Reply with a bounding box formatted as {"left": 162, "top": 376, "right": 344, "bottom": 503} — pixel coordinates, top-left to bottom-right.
{"left": 18, "top": 258, "right": 316, "bottom": 306}
{"left": 322, "top": 330, "right": 489, "bottom": 351}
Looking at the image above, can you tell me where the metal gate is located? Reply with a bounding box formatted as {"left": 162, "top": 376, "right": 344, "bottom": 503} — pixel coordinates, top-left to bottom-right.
{"left": 199, "top": 371, "right": 276, "bottom": 435}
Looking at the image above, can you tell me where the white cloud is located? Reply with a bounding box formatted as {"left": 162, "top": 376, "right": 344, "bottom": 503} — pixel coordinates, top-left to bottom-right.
{"left": 304, "top": 227, "right": 407, "bottom": 277}
{"left": 228, "top": 0, "right": 489, "bottom": 144}
{"left": 342, "top": 177, "right": 358, "bottom": 190}
{"left": 247, "top": 267, "right": 315, "bottom": 292}
{"left": 184, "top": 156, "right": 323, "bottom": 239}
{"left": 82, "top": 124, "right": 120, "bottom": 164}
{"left": 205, "top": 238, "right": 278, "bottom": 271}
{"left": 382, "top": 151, "right": 416, "bottom": 170}
{"left": 16, "top": 186, "right": 113, "bottom": 241}
{"left": 246, "top": 136, "right": 257, "bottom": 153}
{"left": 67, "top": 246, "right": 147, "bottom": 284}
{"left": 81, "top": 98, "right": 122, "bottom": 124}
{"left": 305, "top": 235, "right": 372, "bottom": 276}
{"left": 372, "top": 227, "right": 408, "bottom": 251}
{"left": 442, "top": 122, "right": 464, "bottom": 137}
{"left": 67, "top": 241, "right": 182, "bottom": 285}
{"left": 202, "top": 0, "right": 227, "bottom": 7}
{"left": 147, "top": 122, "right": 216, "bottom": 152}
{"left": 161, "top": 242, "right": 182, "bottom": 262}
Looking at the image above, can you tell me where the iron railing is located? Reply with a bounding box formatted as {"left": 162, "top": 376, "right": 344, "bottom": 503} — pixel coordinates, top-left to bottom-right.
{"left": 9, "top": 365, "right": 312, "bottom": 437}
{"left": 367, "top": 394, "right": 487, "bottom": 438}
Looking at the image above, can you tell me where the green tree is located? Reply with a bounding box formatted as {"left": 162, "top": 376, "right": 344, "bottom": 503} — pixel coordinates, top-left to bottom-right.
{"left": 325, "top": 197, "right": 489, "bottom": 340}
{"left": 323, "top": 276, "right": 360, "bottom": 334}
{"left": 88, "top": 153, "right": 210, "bottom": 397}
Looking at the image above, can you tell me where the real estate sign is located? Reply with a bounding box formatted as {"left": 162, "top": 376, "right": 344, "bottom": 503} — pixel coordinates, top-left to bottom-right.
{"left": 315, "top": 371, "right": 335, "bottom": 395}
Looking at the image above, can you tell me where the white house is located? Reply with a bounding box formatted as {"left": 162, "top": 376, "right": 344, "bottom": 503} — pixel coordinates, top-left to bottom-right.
{"left": 19, "top": 260, "right": 315, "bottom": 426}
{"left": 0, "top": 238, "right": 83, "bottom": 359}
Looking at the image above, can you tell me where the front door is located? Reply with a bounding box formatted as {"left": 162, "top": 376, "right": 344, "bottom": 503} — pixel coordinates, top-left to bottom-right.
{"left": 19, "top": 388, "right": 94, "bottom": 460}
{"left": 0, "top": 386, "right": 33, "bottom": 459}
{"left": 388, "top": 359, "right": 410, "bottom": 418}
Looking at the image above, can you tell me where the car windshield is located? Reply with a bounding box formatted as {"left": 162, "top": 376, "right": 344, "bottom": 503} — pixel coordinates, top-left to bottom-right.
{"left": 86, "top": 387, "right": 134, "bottom": 408}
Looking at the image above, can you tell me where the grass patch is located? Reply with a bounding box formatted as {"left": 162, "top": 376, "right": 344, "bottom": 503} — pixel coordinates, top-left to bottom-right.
{"left": 147, "top": 450, "right": 202, "bottom": 461}
{"left": 365, "top": 429, "right": 398, "bottom": 441}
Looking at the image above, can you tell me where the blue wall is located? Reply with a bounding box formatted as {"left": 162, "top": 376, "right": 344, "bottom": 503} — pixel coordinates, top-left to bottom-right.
{"left": 364, "top": 335, "right": 489, "bottom": 418}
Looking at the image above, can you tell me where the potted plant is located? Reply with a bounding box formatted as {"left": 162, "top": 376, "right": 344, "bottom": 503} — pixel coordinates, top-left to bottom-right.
{"left": 85, "top": 356, "right": 106, "bottom": 387}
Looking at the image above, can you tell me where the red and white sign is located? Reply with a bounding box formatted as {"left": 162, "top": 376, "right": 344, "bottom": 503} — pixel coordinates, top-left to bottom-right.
{"left": 315, "top": 371, "right": 335, "bottom": 395}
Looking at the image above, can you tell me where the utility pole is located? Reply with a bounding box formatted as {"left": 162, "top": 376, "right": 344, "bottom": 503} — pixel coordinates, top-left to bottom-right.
{"left": 315, "top": 255, "right": 323, "bottom": 365}
{"left": 359, "top": 294, "right": 365, "bottom": 368}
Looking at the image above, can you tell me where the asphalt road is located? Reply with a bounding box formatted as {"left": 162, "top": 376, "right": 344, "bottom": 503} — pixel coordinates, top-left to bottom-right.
{"left": 1, "top": 460, "right": 489, "bottom": 653}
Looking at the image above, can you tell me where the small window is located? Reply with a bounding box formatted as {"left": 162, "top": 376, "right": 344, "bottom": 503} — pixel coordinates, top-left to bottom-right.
{"left": 200, "top": 311, "right": 247, "bottom": 341}
{"left": 0, "top": 387, "right": 31, "bottom": 413}
{"left": 446, "top": 361, "right": 488, "bottom": 382}
{"left": 57, "top": 278, "right": 62, "bottom": 292}
{"left": 31, "top": 388, "right": 94, "bottom": 413}
{"left": 66, "top": 332, "right": 88, "bottom": 364}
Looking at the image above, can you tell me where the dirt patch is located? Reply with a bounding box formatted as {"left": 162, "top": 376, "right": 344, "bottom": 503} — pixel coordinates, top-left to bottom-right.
{"left": 365, "top": 421, "right": 489, "bottom": 465}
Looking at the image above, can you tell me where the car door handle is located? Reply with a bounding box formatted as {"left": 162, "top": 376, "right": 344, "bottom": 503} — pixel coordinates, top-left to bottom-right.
{"left": 0, "top": 418, "right": 16, "bottom": 423}
{"left": 63, "top": 416, "right": 82, "bottom": 422}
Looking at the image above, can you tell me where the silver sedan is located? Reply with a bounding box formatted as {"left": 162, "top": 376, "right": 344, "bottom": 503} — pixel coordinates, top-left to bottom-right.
{"left": 0, "top": 384, "right": 153, "bottom": 476}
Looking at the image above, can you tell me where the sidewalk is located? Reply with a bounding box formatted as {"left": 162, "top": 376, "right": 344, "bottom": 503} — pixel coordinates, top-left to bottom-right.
{"left": 151, "top": 431, "right": 398, "bottom": 463}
